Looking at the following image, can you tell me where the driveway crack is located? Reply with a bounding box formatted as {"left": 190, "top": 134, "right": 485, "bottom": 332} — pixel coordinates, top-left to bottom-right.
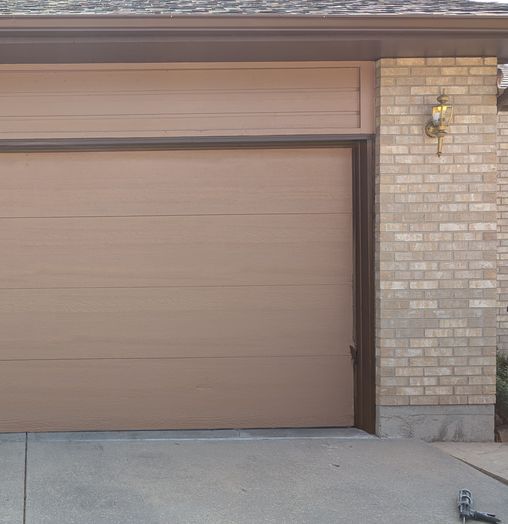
{"left": 22, "top": 432, "right": 28, "bottom": 524}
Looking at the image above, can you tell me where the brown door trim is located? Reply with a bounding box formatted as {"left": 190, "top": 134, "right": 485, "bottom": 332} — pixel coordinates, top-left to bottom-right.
{"left": 0, "top": 134, "right": 376, "bottom": 433}
{"left": 351, "top": 138, "right": 376, "bottom": 434}
{"left": 0, "top": 135, "right": 373, "bottom": 153}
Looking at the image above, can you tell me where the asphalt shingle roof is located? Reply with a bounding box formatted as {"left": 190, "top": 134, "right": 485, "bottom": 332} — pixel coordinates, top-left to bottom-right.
{"left": 2, "top": 0, "right": 508, "bottom": 16}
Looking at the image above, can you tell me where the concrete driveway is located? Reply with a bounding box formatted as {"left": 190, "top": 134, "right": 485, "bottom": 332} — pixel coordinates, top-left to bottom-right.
{"left": 1, "top": 429, "right": 507, "bottom": 524}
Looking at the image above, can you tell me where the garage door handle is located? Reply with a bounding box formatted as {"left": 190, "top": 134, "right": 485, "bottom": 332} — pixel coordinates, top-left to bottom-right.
{"left": 349, "top": 344, "right": 358, "bottom": 365}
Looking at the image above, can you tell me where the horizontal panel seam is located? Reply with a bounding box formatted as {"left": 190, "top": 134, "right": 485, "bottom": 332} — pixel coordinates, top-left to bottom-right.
{"left": 0, "top": 283, "right": 353, "bottom": 291}
{"left": 1, "top": 111, "right": 360, "bottom": 120}
{"left": 0, "top": 212, "right": 351, "bottom": 220}
{"left": 0, "top": 87, "right": 360, "bottom": 97}
{"left": 0, "top": 355, "right": 352, "bottom": 362}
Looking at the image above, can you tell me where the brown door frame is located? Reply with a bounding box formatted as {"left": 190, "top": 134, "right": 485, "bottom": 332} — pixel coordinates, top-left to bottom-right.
{"left": 0, "top": 134, "right": 376, "bottom": 433}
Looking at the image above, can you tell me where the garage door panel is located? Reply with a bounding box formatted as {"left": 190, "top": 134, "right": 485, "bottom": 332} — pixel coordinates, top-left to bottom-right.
{"left": 0, "top": 285, "right": 352, "bottom": 360}
{"left": 0, "top": 356, "right": 354, "bottom": 432}
{"left": 0, "top": 214, "right": 352, "bottom": 288}
{"left": 0, "top": 148, "right": 352, "bottom": 218}
{"left": 0, "top": 140, "right": 355, "bottom": 431}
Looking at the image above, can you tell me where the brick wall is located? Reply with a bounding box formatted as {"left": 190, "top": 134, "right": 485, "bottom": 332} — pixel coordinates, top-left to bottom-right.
{"left": 375, "top": 57, "right": 498, "bottom": 438}
{"left": 498, "top": 111, "right": 508, "bottom": 354}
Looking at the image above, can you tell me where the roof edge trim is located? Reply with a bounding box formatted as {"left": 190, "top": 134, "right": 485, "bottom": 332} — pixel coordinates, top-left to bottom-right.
{"left": 1, "top": 14, "right": 508, "bottom": 32}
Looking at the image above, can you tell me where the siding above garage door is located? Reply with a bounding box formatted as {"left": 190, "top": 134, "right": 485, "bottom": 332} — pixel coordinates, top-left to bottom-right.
{"left": 0, "top": 62, "right": 375, "bottom": 138}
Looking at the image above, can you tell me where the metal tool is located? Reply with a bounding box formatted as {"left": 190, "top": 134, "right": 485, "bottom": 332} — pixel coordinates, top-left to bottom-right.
{"left": 458, "top": 489, "right": 501, "bottom": 523}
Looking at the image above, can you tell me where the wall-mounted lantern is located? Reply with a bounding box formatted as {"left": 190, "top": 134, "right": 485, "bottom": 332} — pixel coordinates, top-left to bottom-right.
{"left": 425, "top": 93, "right": 453, "bottom": 157}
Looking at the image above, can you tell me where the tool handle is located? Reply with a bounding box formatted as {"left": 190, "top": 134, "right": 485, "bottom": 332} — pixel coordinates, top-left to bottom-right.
{"left": 472, "top": 510, "right": 501, "bottom": 523}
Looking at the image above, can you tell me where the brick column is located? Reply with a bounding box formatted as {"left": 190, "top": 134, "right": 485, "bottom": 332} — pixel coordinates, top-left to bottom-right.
{"left": 376, "top": 57, "right": 498, "bottom": 441}
{"left": 498, "top": 112, "right": 508, "bottom": 353}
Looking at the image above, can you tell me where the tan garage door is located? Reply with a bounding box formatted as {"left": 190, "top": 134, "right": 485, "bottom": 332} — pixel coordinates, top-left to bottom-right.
{"left": 0, "top": 146, "right": 354, "bottom": 432}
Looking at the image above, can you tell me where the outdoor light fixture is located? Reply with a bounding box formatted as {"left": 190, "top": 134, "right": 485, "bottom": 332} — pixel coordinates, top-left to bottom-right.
{"left": 425, "top": 93, "right": 453, "bottom": 157}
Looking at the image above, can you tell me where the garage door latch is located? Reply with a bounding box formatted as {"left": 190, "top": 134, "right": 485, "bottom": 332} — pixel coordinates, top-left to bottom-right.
{"left": 349, "top": 344, "right": 358, "bottom": 365}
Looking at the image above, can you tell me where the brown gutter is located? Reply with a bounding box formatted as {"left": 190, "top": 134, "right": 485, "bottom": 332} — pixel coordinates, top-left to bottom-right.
{"left": 0, "top": 15, "right": 507, "bottom": 63}
{"left": 0, "top": 15, "right": 507, "bottom": 31}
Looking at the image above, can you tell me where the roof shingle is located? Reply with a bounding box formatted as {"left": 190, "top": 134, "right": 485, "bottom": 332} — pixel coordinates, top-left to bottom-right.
{"left": 2, "top": 0, "right": 508, "bottom": 16}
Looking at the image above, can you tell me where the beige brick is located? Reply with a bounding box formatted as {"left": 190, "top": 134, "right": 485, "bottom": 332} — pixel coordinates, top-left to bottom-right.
{"left": 439, "top": 376, "right": 468, "bottom": 386}
{"left": 468, "top": 376, "right": 496, "bottom": 385}
{"left": 426, "top": 57, "right": 456, "bottom": 66}
{"left": 410, "top": 396, "right": 440, "bottom": 405}
{"left": 382, "top": 67, "right": 411, "bottom": 77}
{"left": 468, "top": 395, "right": 496, "bottom": 404}
{"left": 396, "top": 387, "right": 425, "bottom": 396}
{"left": 395, "top": 367, "right": 424, "bottom": 377}
{"left": 453, "top": 385, "right": 484, "bottom": 395}
{"left": 438, "top": 395, "right": 469, "bottom": 405}
{"left": 378, "top": 396, "right": 411, "bottom": 406}
{"left": 393, "top": 58, "right": 427, "bottom": 66}
{"left": 453, "top": 366, "right": 483, "bottom": 376}
{"left": 440, "top": 67, "right": 469, "bottom": 76}
{"left": 424, "top": 386, "right": 454, "bottom": 396}
{"left": 409, "top": 300, "right": 438, "bottom": 309}
{"left": 424, "top": 367, "right": 453, "bottom": 376}
{"left": 469, "top": 66, "right": 497, "bottom": 76}
{"left": 409, "top": 376, "right": 438, "bottom": 386}
{"left": 411, "top": 357, "right": 438, "bottom": 367}
{"left": 455, "top": 57, "right": 484, "bottom": 66}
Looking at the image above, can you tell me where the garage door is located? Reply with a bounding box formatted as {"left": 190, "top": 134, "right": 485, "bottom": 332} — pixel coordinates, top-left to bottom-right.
{"left": 0, "top": 147, "right": 354, "bottom": 432}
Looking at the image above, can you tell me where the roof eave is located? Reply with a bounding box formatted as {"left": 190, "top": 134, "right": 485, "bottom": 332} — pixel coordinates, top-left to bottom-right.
{"left": 1, "top": 14, "right": 508, "bottom": 30}
{"left": 0, "top": 14, "right": 507, "bottom": 63}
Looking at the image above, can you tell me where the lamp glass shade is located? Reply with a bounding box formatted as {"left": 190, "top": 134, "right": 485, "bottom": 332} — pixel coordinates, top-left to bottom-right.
{"left": 432, "top": 104, "right": 453, "bottom": 126}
